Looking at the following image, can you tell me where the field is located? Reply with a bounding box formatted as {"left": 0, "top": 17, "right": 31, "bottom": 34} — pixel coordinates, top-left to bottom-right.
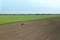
{"left": 0, "top": 14, "right": 59, "bottom": 24}
{"left": 0, "top": 14, "right": 60, "bottom": 40}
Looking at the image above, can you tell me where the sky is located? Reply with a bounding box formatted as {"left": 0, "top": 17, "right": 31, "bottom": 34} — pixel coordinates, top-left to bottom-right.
{"left": 0, "top": 0, "right": 60, "bottom": 14}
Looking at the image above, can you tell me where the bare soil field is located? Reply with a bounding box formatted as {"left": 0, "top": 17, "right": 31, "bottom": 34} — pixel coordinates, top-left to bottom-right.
{"left": 0, "top": 17, "right": 60, "bottom": 40}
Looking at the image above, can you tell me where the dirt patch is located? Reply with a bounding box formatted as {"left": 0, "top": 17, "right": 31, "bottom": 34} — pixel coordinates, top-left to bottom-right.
{"left": 0, "top": 17, "right": 60, "bottom": 40}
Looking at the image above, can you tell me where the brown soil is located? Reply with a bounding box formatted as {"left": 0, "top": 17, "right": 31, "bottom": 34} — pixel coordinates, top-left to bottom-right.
{"left": 0, "top": 17, "right": 60, "bottom": 40}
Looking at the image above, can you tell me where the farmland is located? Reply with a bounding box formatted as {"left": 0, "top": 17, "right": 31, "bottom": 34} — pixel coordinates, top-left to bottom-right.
{"left": 0, "top": 16, "right": 60, "bottom": 40}
{"left": 0, "top": 14, "right": 60, "bottom": 40}
{"left": 0, "top": 14, "right": 59, "bottom": 24}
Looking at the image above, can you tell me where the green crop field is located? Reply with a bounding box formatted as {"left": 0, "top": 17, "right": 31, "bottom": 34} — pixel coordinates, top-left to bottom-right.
{"left": 0, "top": 14, "right": 59, "bottom": 24}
